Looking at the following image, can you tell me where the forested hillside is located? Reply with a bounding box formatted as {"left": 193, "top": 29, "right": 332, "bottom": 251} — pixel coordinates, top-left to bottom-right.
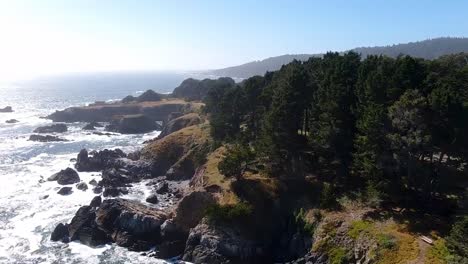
{"left": 209, "top": 38, "right": 468, "bottom": 78}
{"left": 203, "top": 52, "right": 468, "bottom": 262}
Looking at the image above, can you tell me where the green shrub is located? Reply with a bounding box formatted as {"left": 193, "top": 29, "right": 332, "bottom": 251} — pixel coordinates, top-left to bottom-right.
{"left": 348, "top": 220, "right": 372, "bottom": 239}
{"left": 294, "top": 208, "right": 317, "bottom": 235}
{"left": 205, "top": 202, "right": 253, "bottom": 223}
{"left": 328, "top": 247, "right": 347, "bottom": 264}
{"left": 320, "top": 182, "right": 337, "bottom": 208}
{"left": 218, "top": 144, "right": 254, "bottom": 178}
{"left": 377, "top": 233, "right": 397, "bottom": 249}
{"left": 446, "top": 216, "right": 468, "bottom": 263}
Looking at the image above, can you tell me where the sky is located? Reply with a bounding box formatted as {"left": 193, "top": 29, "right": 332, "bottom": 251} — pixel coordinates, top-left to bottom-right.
{"left": 0, "top": 0, "right": 467, "bottom": 80}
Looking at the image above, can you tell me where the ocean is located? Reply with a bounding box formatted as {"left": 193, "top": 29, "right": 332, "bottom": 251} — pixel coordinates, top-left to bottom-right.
{"left": 0, "top": 71, "right": 202, "bottom": 263}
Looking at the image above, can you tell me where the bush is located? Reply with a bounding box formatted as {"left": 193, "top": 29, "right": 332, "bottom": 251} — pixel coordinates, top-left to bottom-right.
{"left": 218, "top": 144, "right": 254, "bottom": 178}
{"left": 348, "top": 220, "right": 372, "bottom": 239}
{"left": 205, "top": 202, "right": 253, "bottom": 223}
{"left": 320, "top": 182, "right": 337, "bottom": 208}
{"left": 294, "top": 208, "right": 317, "bottom": 235}
{"left": 328, "top": 247, "right": 347, "bottom": 264}
{"left": 446, "top": 216, "right": 468, "bottom": 263}
{"left": 377, "top": 233, "right": 397, "bottom": 249}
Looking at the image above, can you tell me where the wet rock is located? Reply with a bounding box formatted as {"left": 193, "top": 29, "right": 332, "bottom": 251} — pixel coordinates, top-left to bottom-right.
{"left": 93, "top": 186, "right": 103, "bottom": 194}
{"left": 68, "top": 206, "right": 111, "bottom": 247}
{"left": 57, "top": 187, "right": 73, "bottom": 195}
{"left": 90, "top": 196, "right": 102, "bottom": 207}
{"left": 75, "top": 148, "right": 126, "bottom": 172}
{"left": 48, "top": 168, "right": 80, "bottom": 185}
{"left": 155, "top": 240, "right": 187, "bottom": 259}
{"left": 39, "top": 194, "right": 49, "bottom": 200}
{"left": 127, "top": 151, "right": 141, "bottom": 161}
{"left": 103, "top": 187, "right": 128, "bottom": 197}
{"left": 82, "top": 121, "right": 102, "bottom": 130}
{"left": 101, "top": 168, "right": 132, "bottom": 188}
{"left": 33, "top": 123, "right": 68, "bottom": 133}
{"left": 89, "top": 179, "right": 98, "bottom": 186}
{"left": 76, "top": 182, "right": 88, "bottom": 191}
{"left": 51, "top": 223, "right": 69, "bottom": 242}
{"left": 0, "top": 106, "right": 13, "bottom": 112}
{"left": 29, "top": 135, "right": 68, "bottom": 142}
{"left": 145, "top": 194, "right": 159, "bottom": 204}
{"left": 105, "top": 114, "right": 159, "bottom": 134}
{"left": 155, "top": 182, "right": 169, "bottom": 194}
{"left": 5, "top": 119, "right": 18, "bottom": 123}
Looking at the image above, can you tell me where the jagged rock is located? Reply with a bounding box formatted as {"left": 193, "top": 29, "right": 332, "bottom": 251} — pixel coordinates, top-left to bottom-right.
{"left": 165, "top": 154, "right": 195, "bottom": 181}
{"left": 172, "top": 191, "right": 216, "bottom": 233}
{"left": 103, "top": 187, "right": 128, "bottom": 197}
{"left": 183, "top": 219, "right": 266, "bottom": 263}
{"left": 105, "top": 114, "right": 160, "bottom": 134}
{"left": 48, "top": 168, "right": 80, "bottom": 185}
{"left": 76, "top": 182, "right": 88, "bottom": 191}
{"left": 155, "top": 182, "right": 169, "bottom": 194}
{"left": 33, "top": 123, "right": 67, "bottom": 133}
{"left": 155, "top": 240, "right": 187, "bottom": 259}
{"left": 90, "top": 196, "right": 102, "bottom": 207}
{"left": 75, "top": 148, "right": 126, "bottom": 172}
{"left": 136, "top": 90, "right": 163, "bottom": 102}
{"left": 29, "top": 135, "right": 68, "bottom": 142}
{"left": 95, "top": 199, "right": 168, "bottom": 251}
{"left": 121, "top": 95, "right": 136, "bottom": 103}
{"left": 93, "top": 186, "right": 103, "bottom": 194}
{"left": 101, "top": 168, "right": 132, "bottom": 188}
{"left": 145, "top": 194, "right": 159, "bottom": 204}
{"left": 51, "top": 223, "right": 69, "bottom": 242}
{"left": 57, "top": 187, "right": 73, "bottom": 195}
{"left": 0, "top": 106, "right": 13, "bottom": 112}
{"left": 158, "top": 113, "right": 201, "bottom": 139}
{"left": 127, "top": 151, "right": 141, "bottom": 161}
{"left": 89, "top": 179, "right": 98, "bottom": 186}
{"left": 68, "top": 206, "right": 111, "bottom": 247}
{"left": 5, "top": 119, "right": 18, "bottom": 123}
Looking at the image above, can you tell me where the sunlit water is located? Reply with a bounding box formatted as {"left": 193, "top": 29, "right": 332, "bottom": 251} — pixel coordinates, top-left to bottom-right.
{"left": 0, "top": 72, "right": 197, "bottom": 263}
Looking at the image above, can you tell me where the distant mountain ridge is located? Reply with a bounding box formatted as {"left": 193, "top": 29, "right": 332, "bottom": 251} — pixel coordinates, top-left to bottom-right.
{"left": 208, "top": 37, "right": 468, "bottom": 78}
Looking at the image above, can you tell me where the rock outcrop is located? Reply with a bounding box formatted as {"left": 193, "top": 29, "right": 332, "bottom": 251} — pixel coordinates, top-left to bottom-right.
{"left": 105, "top": 114, "right": 160, "bottom": 134}
{"left": 57, "top": 187, "right": 73, "bottom": 195}
{"left": 158, "top": 113, "right": 202, "bottom": 139}
{"left": 183, "top": 219, "right": 267, "bottom": 264}
{"left": 171, "top": 77, "right": 235, "bottom": 101}
{"left": 29, "top": 135, "right": 68, "bottom": 142}
{"left": 47, "top": 100, "right": 199, "bottom": 123}
{"left": 75, "top": 148, "right": 126, "bottom": 172}
{"left": 48, "top": 168, "right": 80, "bottom": 185}
{"left": 5, "top": 119, "right": 18, "bottom": 123}
{"left": 33, "top": 123, "right": 68, "bottom": 133}
{"left": 82, "top": 121, "right": 102, "bottom": 130}
{"left": 0, "top": 106, "right": 13, "bottom": 112}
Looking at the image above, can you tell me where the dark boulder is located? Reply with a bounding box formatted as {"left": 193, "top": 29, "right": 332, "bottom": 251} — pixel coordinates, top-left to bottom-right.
{"left": 103, "top": 187, "right": 128, "bottom": 197}
{"left": 89, "top": 179, "right": 98, "bottom": 186}
{"left": 121, "top": 95, "right": 136, "bottom": 103}
{"left": 5, "top": 119, "right": 18, "bottom": 123}
{"left": 172, "top": 191, "right": 216, "bottom": 233}
{"left": 29, "top": 134, "right": 68, "bottom": 142}
{"left": 68, "top": 206, "right": 111, "bottom": 247}
{"left": 101, "top": 168, "right": 132, "bottom": 188}
{"left": 145, "top": 194, "right": 159, "bottom": 204}
{"left": 93, "top": 186, "right": 103, "bottom": 194}
{"left": 90, "top": 196, "right": 102, "bottom": 207}
{"left": 51, "top": 223, "right": 69, "bottom": 242}
{"left": 48, "top": 168, "right": 80, "bottom": 185}
{"left": 75, "top": 148, "right": 126, "bottom": 172}
{"left": 105, "top": 114, "right": 159, "bottom": 134}
{"left": 57, "top": 187, "right": 73, "bottom": 195}
{"left": 76, "top": 182, "right": 88, "bottom": 191}
{"left": 0, "top": 106, "right": 13, "bottom": 112}
{"left": 155, "top": 182, "right": 169, "bottom": 194}
{"left": 33, "top": 123, "right": 67, "bottom": 133}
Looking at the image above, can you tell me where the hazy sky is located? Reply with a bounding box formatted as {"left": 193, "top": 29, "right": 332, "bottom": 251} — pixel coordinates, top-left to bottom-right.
{"left": 0, "top": 0, "right": 467, "bottom": 80}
